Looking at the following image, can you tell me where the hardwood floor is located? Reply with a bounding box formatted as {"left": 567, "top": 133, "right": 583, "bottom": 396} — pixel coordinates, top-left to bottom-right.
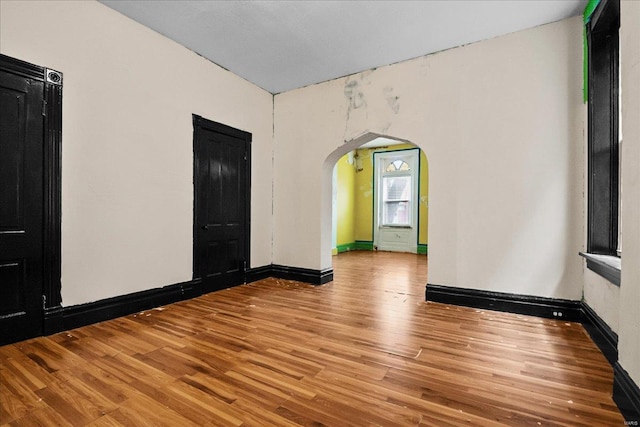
{"left": 0, "top": 251, "right": 625, "bottom": 426}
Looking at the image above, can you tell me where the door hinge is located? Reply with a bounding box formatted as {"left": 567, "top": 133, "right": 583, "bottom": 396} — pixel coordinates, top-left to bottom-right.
{"left": 244, "top": 152, "right": 247, "bottom": 161}
{"left": 42, "top": 295, "right": 47, "bottom": 309}
{"left": 243, "top": 260, "right": 247, "bottom": 271}
{"left": 42, "top": 99, "right": 47, "bottom": 117}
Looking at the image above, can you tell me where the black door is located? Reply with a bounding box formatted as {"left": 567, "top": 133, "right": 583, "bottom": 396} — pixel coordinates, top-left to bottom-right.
{"left": 0, "top": 68, "right": 45, "bottom": 344}
{"left": 193, "top": 116, "right": 250, "bottom": 293}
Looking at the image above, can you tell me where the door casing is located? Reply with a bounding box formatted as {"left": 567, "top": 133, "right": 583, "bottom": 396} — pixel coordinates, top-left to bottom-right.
{"left": 0, "top": 54, "right": 63, "bottom": 341}
{"left": 373, "top": 148, "right": 419, "bottom": 253}
{"left": 192, "top": 115, "right": 251, "bottom": 290}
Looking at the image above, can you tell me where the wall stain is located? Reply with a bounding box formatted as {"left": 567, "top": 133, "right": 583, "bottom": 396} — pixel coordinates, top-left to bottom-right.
{"left": 344, "top": 80, "right": 365, "bottom": 109}
{"left": 343, "top": 77, "right": 368, "bottom": 142}
{"left": 384, "top": 87, "right": 400, "bottom": 114}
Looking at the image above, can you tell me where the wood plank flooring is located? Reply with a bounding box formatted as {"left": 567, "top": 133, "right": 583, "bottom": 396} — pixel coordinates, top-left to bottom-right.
{"left": 0, "top": 251, "right": 625, "bottom": 426}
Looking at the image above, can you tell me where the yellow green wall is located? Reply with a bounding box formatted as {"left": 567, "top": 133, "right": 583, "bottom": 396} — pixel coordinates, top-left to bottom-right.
{"left": 336, "top": 144, "right": 428, "bottom": 253}
{"left": 336, "top": 153, "right": 355, "bottom": 247}
{"left": 354, "top": 151, "right": 373, "bottom": 242}
{"left": 418, "top": 149, "right": 429, "bottom": 246}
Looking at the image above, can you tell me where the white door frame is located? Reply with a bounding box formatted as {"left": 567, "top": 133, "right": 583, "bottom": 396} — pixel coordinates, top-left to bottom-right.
{"left": 373, "top": 149, "right": 419, "bottom": 253}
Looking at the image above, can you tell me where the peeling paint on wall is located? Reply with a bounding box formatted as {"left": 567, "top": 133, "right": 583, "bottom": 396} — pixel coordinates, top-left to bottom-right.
{"left": 343, "top": 77, "right": 370, "bottom": 141}
{"left": 342, "top": 72, "right": 405, "bottom": 142}
{"left": 384, "top": 87, "right": 400, "bottom": 114}
{"left": 344, "top": 80, "right": 365, "bottom": 109}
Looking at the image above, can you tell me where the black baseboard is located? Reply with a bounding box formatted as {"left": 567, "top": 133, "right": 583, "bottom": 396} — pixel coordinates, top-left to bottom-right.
{"left": 246, "top": 264, "right": 333, "bottom": 285}
{"left": 425, "top": 284, "right": 620, "bottom": 367}
{"left": 614, "top": 362, "right": 640, "bottom": 423}
{"left": 580, "top": 302, "right": 618, "bottom": 366}
{"left": 425, "top": 283, "right": 582, "bottom": 321}
{"left": 43, "top": 305, "right": 64, "bottom": 335}
{"left": 245, "top": 265, "right": 273, "bottom": 282}
{"left": 271, "top": 264, "right": 333, "bottom": 285}
{"left": 246, "top": 264, "right": 334, "bottom": 285}
{"left": 57, "top": 278, "right": 201, "bottom": 331}
{"left": 40, "top": 263, "right": 333, "bottom": 336}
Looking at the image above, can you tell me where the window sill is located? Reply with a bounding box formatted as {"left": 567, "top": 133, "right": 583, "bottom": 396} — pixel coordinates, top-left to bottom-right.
{"left": 579, "top": 252, "right": 621, "bottom": 287}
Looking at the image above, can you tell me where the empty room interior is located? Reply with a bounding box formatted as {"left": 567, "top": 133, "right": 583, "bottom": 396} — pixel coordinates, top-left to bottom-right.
{"left": 1, "top": 0, "right": 639, "bottom": 425}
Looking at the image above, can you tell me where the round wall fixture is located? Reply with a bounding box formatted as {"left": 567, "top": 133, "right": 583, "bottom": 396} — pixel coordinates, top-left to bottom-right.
{"left": 45, "top": 69, "right": 62, "bottom": 85}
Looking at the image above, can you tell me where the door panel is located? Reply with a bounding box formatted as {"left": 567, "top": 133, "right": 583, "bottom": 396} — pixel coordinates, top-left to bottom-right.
{"left": 194, "top": 117, "right": 250, "bottom": 293}
{"left": 0, "top": 86, "right": 25, "bottom": 230}
{"left": 377, "top": 228, "right": 414, "bottom": 252}
{"left": 0, "top": 69, "right": 44, "bottom": 344}
{"left": 0, "top": 261, "right": 25, "bottom": 315}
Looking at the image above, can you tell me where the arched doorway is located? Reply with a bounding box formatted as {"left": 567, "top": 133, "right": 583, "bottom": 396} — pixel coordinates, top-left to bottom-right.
{"left": 321, "top": 133, "right": 429, "bottom": 274}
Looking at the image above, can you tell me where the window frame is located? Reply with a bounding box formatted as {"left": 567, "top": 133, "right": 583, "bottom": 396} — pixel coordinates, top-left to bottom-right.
{"left": 373, "top": 149, "right": 419, "bottom": 230}
{"left": 584, "top": 0, "right": 621, "bottom": 285}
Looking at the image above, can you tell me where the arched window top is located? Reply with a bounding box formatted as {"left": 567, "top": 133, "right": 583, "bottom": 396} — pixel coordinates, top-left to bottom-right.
{"left": 386, "top": 159, "right": 410, "bottom": 172}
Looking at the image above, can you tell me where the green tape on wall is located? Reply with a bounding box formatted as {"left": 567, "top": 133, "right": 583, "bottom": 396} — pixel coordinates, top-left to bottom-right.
{"left": 584, "top": 0, "right": 602, "bottom": 22}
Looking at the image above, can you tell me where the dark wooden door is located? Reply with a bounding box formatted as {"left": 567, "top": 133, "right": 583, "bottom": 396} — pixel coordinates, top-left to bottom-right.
{"left": 193, "top": 116, "right": 250, "bottom": 293}
{"left": 0, "top": 68, "right": 45, "bottom": 344}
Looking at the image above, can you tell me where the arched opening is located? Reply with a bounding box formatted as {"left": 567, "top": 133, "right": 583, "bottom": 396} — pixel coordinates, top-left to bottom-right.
{"left": 321, "top": 132, "right": 429, "bottom": 279}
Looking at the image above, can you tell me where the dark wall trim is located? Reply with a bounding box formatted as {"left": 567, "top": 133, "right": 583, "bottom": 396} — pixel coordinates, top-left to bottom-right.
{"left": 585, "top": 258, "right": 621, "bottom": 286}
{"left": 581, "top": 302, "right": 618, "bottom": 365}
{"left": 425, "top": 285, "right": 619, "bottom": 364}
{"left": 425, "top": 284, "right": 582, "bottom": 321}
{"left": 192, "top": 115, "right": 252, "bottom": 282}
{"left": 43, "top": 306, "right": 64, "bottom": 336}
{"left": 44, "top": 279, "right": 202, "bottom": 333}
{"left": 0, "top": 54, "right": 45, "bottom": 82}
{"left": 246, "top": 264, "right": 334, "bottom": 285}
{"left": 586, "top": 0, "right": 620, "bottom": 255}
{"left": 580, "top": 252, "right": 621, "bottom": 286}
{"left": 193, "top": 115, "right": 252, "bottom": 140}
{"left": 245, "top": 265, "right": 273, "bottom": 283}
{"left": 43, "top": 74, "right": 63, "bottom": 310}
{"left": 614, "top": 362, "right": 640, "bottom": 424}
{"left": 0, "top": 54, "right": 63, "bottom": 336}
{"left": 271, "top": 265, "right": 333, "bottom": 285}
{"left": 42, "top": 263, "right": 333, "bottom": 334}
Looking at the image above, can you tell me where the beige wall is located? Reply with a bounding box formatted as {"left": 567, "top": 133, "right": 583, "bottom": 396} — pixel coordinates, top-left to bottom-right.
{"left": 0, "top": 1, "right": 274, "bottom": 306}
{"left": 619, "top": 0, "right": 640, "bottom": 390}
{"left": 274, "top": 17, "right": 584, "bottom": 300}
{"left": 583, "top": 270, "right": 620, "bottom": 333}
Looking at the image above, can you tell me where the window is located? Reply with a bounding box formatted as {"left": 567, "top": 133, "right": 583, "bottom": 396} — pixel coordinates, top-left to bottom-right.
{"left": 583, "top": 0, "right": 621, "bottom": 285}
{"left": 386, "top": 160, "right": 410, "bottom": 172}
{"left": 375, "top": 151, "right": 418, "bottom": 229}
{"left": 382, "top": 160, "right": 412, "bottom": 226}
{"left": 382, "top": 175, "right": 411, "bottom": 226}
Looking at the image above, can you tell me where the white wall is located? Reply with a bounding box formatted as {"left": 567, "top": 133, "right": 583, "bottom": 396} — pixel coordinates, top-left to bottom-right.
{"left": 0, "top": 1, "right": 274, "bottom": 306}
{"left": 619, "top": 0, "right": 640, "bottom": 390}
{"left": 274, "top": 17, "right": 584, "bottom": 300}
